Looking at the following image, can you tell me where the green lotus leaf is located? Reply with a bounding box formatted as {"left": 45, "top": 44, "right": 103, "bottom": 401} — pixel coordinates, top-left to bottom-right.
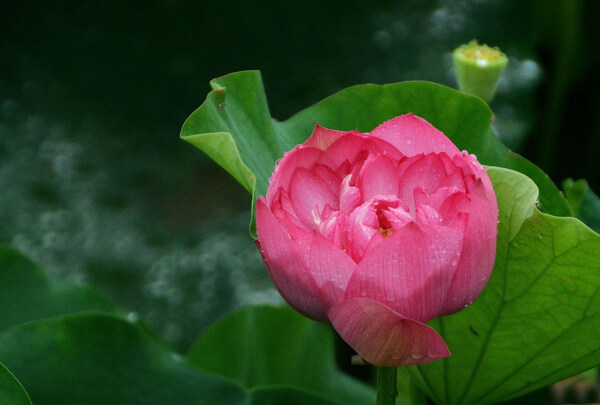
{"left": 0, "top": 362, "right": 32, "bottom": 405}
{"left": 181, "top": 71, "right": 571, "bottom": 236}
{"left": 0, "top": 245, "right": 119, "bottom": 332}
{"left": 187, "top": 305, "right": 374, "bottom": 405}
{"left": 405, "top": 167, "right": 600, "bottom": 404}
{"left": 0, "top": 313, "right": 247, "bottom": 405}
{"left": 563, "top": 178, "right": 600, "bottom": 233}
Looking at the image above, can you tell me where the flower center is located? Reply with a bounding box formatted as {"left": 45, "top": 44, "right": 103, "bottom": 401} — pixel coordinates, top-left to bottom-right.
{"left": 374, "top": 201, "right": 394, "bottom": 237}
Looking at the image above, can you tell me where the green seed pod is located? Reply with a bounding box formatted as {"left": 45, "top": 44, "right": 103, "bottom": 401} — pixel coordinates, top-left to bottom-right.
{"left": 453, "top": 40, "right": 508, "bottom": 103}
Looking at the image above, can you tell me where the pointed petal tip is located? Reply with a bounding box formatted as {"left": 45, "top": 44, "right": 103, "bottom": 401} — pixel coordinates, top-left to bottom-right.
{"left": 371, "top": 113, "right": 460, "bottom": 158}
{"left": 305, "top": 124, "right": 351, "bottom": 150}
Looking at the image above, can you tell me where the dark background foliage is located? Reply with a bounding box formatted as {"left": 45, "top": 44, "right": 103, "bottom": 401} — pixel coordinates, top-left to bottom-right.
{"left": 1, "top": 0, "right": 599, "bottom": 356}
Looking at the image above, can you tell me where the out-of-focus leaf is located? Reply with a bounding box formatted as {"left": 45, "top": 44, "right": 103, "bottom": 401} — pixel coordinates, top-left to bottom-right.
{"left": 405, "top": 167, "right": 600, "bottom": 404}
{"left": 186, "top": 305, "right": 374, "bottom": 405}
{"left": 0, "top": 313, "right": 247, "bottom": 405}
{"left": 0, "top": 362, "right": 32, "bottom": 405}
{"left": 181, "top": 70, "right": 571, "bottom": 232}
{"left": 563, "top": 178, "right": 600, "bottom": 233}
{"left": 0, "top": 245, "right": 119, "bottom": 332}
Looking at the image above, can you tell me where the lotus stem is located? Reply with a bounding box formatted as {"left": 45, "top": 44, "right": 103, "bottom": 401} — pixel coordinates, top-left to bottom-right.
{"left": 376, "top": 366, "right": 397, "bottom": 405}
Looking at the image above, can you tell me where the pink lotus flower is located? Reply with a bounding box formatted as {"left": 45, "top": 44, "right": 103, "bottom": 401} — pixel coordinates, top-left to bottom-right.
{"left": 256, "top": 114, "right": 498, "bottom": 366}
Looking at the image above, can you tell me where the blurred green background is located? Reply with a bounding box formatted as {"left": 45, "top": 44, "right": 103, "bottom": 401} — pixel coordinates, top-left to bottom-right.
{"left": 1, "top": 0, "right": 599, "bottom": 354}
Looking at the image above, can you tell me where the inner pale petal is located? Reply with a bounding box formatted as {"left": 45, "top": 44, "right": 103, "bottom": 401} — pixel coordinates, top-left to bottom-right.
{"left": 359, "top": 154, "right": 400, "bottom": 202}
{"left": 289, "top": 167, "right": 339, "bottom": 230}
{"left": 398, "top": 154, "right": 447, "bottom": 209}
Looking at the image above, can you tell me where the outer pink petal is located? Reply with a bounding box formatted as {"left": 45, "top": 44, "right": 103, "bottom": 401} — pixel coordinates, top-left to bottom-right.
{"left": 304, "top": 124, "right": 360, "bottom": 150}
{"left": 441, "top": 177, "right": 498, "bottom": 315}
{"left": 266, "top": 146, "right": 325, "bottom": 205}
{"left": 345, "top": 222, "right": 462, "bottom": 323}
{"left": 295, "top": 231, "right": 357, "bottom": 307}
{"left": 359, "top": 154, "right": 400, "bottom": 201}
{"left": 323, "top": 133, "right": 403, "bottom": 169}
{"left": 328, "top": 298, "right": 450, "bottom": 366}
{"left": 289, "top": 167, "right": 339, "bottom": 229}
{"left": 256, "top": 197, "right": 329, "bottom": 321}
{"left": 370, "top": 114, "right": 460, "bottom": 158}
